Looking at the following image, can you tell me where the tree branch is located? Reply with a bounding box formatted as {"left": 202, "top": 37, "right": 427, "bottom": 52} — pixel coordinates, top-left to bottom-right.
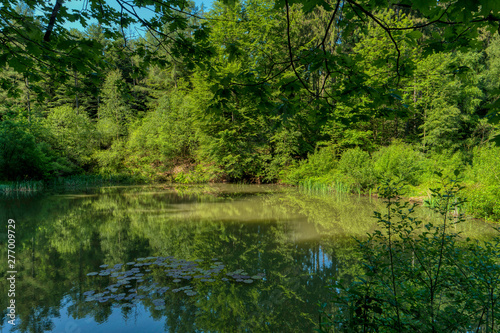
{"left": 284, "top": 0, "right": 319, "bottom": 98}
{"left": 347, "top": 0, "right": 402, "bottom": 84}
{"left": 44, "top": 0, "right": 64, "bottom": 42}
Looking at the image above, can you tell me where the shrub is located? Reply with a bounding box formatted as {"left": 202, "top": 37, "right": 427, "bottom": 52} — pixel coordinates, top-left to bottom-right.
{"left": 44, "top": 105, "right": 97, "bottom": 169}
{"left": 0, "top": 120, "right": 46, "bottom": 180}
{"left": 373, "top": 141, "right": 423, "bottom": 185}
{"left": 283, "top": 146, "right": 337, "bottom": 185}
{"left": 337, "top": 147, "right": 376, "bottom": 190}
{"left": 463, "top": 145, "right": 500, "bottom": 221}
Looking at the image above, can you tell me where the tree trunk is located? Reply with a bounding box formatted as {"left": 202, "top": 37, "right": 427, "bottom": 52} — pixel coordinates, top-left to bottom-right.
{"left": 25, "top": 76, "right": 31, "bottom": 123}
{"left": 74, "top": 70, "right": 79, "bottom": 113}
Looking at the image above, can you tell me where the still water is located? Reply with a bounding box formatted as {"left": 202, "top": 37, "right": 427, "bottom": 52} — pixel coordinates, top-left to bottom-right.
{"left": 0, "top": 184, "right": 495, "bottom": 332}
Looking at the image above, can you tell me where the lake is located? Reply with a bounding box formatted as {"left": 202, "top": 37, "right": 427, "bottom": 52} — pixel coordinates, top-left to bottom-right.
{"left": 0, "top": 184, "right": 495, "bottom": 332}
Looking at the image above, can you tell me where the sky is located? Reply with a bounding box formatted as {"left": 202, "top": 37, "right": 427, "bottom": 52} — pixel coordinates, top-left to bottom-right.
{"left": 59, "top": 0, "right": 214, "bottom": 34}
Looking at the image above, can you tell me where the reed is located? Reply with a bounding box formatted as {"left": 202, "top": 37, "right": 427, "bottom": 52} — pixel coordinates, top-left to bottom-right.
{"left": 0, "top": 180, "right": 44, "bottom": 195}
{"left": 298, "top": 179, "right": 353, "bottom": 195}
{"left": 49, "top": 174, "right": 139, "bottom": 189}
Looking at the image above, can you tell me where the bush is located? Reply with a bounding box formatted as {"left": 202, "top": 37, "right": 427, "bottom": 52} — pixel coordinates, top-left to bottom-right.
{"left": 337, "top": 147, "right": 376, "bottom": 190}
{"left": 420, "top": 150, "right": 466, "bottom": 185}
{"left": 373, "top": 141, "right": 423, "bottom": 185}
{"left": 0, "top": 120, "right": 47, "bottom": 180}
{"left": 463, "top": 145, "right": 500, "bottom": 221}
{"left": 93, "top": 140, "right": 127, "bottom": 175}
{"left": 283, "top": 146, "right": 337, "bottom": 185}
{"left": 44, "top": 105, "right": 97, "bottom": 169}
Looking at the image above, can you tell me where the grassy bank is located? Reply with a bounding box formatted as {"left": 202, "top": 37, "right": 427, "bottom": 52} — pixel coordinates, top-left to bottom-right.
{"left": 281, "top": 141, "right": 500, "bottom": 222}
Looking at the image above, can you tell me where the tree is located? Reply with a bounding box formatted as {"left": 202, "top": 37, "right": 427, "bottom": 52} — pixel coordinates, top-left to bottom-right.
{"left": 97, "top": 69, "right": 132, "bottom": 144}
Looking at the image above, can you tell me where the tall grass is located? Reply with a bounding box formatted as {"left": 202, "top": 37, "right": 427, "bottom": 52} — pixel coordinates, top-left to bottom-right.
{"left": 0, "top": 180, "right": 44, "bottom": 195}
{"left": 0, "top": 174, "right": 142, "bottom": 196}
{"left": 298, "top": 179, "right": 352, "bottom": 195}
{"left": 49, "top": 174, "right": 140, "bottom": 189}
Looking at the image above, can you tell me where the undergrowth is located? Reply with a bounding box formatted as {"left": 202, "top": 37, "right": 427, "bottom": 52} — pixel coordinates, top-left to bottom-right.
{"left": 319, "top": 174, "right": 500, "bottom": 332}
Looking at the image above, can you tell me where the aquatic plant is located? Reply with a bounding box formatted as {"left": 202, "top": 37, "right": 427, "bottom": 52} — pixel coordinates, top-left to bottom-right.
{"left": 0, "top": 180, "right": 44, "bottom": 195}
{"left": 83, "top": 256, "right": 265, "bottom": 310}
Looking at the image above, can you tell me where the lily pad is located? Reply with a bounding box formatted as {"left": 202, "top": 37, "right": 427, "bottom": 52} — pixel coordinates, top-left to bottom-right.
{"left": 201, "top": 278, "right": 215, "bottom": 282}
{"left": 87, "top": 272, "right": 98, "bottom": 276}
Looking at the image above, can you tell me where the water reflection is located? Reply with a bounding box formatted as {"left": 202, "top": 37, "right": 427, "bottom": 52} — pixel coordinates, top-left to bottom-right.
{"left": 0, "top": 184, "right": 495, "bottom": 332}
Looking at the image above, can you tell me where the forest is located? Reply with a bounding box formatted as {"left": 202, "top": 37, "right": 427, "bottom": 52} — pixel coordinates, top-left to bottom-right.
{"left": 2, "top": 1, "right": 500, "bottom": 332}
{"left": 0, "top": 0, "right": 500, "bottom": 221}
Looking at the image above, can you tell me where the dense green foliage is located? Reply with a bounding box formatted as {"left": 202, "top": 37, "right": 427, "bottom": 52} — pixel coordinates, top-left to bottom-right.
{"left": 1, "top": 0, "right": 499, "bottom": 220}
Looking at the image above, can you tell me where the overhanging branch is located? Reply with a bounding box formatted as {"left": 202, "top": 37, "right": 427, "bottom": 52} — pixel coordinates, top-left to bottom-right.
{"left": 44, "top": 0, "right": 64, "bottom": 42}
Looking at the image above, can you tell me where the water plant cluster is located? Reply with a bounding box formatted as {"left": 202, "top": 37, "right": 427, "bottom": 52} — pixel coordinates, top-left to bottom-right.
{"left": 0, "top": 180, "right": 44, "bottom": 195}
{"left": 84, "top": 256, "right": 265, "bottom": 310}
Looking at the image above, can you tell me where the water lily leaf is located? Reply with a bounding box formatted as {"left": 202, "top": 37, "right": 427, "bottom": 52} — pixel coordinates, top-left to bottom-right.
{"left": 126, "top": 262, "right": 136, "bottom": 265}
{"left": 99, "top": 264, "right": 108, "bottom": 268}
{"left": 173, "top": 279, "right": 182, "bottom": 283}
{"left": 87, "top": 272, "right": 98, "bottom": 276}
{"left": 201, "top": 278, "right": 215, "bottom": 282}
{"left": 243, "top": 279, "right": 253, "bottom": 283}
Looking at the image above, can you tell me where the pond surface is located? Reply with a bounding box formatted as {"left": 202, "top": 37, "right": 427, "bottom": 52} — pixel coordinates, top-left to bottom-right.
{"left": 0, "top": 184, "right": 495, "bottom": 333}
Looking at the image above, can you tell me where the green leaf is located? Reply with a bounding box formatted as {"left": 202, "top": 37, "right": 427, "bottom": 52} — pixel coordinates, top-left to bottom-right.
{"left": 407, "top": 30, "right": 423, "bottom": 40}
